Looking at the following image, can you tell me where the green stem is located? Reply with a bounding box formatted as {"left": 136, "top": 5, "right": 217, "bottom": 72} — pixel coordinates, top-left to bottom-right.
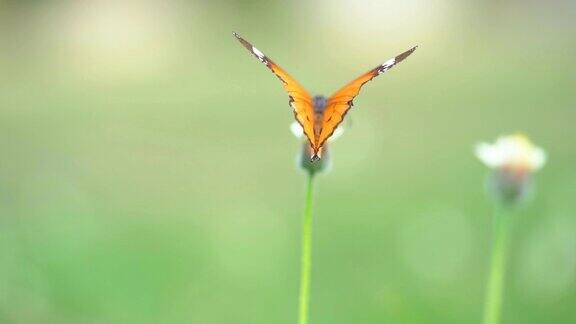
{"left": 298, "top": 174, "right": 315, "bottom": 324}
{"left": 482, "top": 207, "right": 512, "bottom": 324}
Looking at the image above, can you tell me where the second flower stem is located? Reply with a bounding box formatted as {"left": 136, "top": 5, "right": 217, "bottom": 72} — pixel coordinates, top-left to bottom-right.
{"left": 482, "top": 207, "right": 511, "bottom": 324}
{"left": 298, "top": 174, "right": 315, "bottom": 324}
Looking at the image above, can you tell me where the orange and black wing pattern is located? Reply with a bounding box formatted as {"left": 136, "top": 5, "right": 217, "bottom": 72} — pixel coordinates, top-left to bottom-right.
{"left": 315, "top": 46, "right": 418, "bottom": 154}
{"left": 233, "top": 33, "right": 316, "bottom": 149}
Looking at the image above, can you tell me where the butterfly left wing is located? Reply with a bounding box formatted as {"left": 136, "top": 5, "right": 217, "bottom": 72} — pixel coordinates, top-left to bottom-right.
{"left": 233, "top": 33, "right": 317, "bottom": 149}
{"left": 314, "top": 46, "right": 418, "bottom": 154}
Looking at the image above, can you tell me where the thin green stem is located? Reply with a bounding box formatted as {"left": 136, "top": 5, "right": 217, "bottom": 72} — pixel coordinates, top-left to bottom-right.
{"left": 298, "top": 174, "right": 315, "bottom": 324}
{"left": 482, "top": 207, "right": 512, "bottom": 324}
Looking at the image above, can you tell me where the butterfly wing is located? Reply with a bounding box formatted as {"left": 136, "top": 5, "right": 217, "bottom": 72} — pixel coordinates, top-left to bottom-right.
{"left": 315, "top": 46, "right": 418, "bottom": 154}
{"left": 233, "top": 33, "right": 316, "bottom": 149}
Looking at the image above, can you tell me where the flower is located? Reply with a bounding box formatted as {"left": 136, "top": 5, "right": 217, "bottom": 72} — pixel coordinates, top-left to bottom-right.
{"left": 290, "top": 121, "right": 345, "bottom": 142}
{"left": 475, "top": 134, "right": 547, "bottom": 205}
{"left": 475, "top": 134, "right": 546, "bottom": 173}
{"left": 291, "top": 122, "right": 344, "bottom": 175}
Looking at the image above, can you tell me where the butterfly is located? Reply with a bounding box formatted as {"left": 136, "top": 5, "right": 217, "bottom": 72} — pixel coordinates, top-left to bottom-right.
{"left": 234, "top": 32, "right": 417, "bottom": 161}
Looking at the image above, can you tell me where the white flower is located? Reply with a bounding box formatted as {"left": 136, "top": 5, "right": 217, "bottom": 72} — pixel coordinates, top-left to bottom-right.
{"left": 290, "top": 121, "right": 305, "bottom": 138}
{"left": 475, "top": 134, "right": 547, "bottom": 172}
{"left": 289, "top": 121, "right": 344, "bottom": 142}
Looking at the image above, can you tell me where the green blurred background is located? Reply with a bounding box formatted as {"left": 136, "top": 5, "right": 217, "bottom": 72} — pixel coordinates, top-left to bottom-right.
{"left": 1, "top": 0, "right": 575, "bottom": 323}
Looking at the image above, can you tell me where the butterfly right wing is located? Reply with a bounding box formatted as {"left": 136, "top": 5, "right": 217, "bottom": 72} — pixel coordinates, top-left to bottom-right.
{"left": 315, "top": 46, "right": 418, "bottom": 153}
{"left": 233, "top": 33, "right": 316, "bottom": 149}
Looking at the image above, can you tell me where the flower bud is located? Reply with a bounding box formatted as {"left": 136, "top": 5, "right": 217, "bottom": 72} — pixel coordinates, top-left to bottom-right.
{"left": 291, "top": 121, "right": 339, "bottom": 176}
{"left": 487, "top": 166, "right": 532, "bottom": 205}
{"left": 298, "top": 143, "right": 331, "bottom": 176}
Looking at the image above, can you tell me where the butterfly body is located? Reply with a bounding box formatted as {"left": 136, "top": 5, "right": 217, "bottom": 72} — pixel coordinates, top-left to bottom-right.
{"left": 311, "top": 95, "right": 328, "bottom": 157}
{"left": 234, "top": 32, "right": 417, "bottom": 161}
{"left": 313, "top": 95, "right": 328, "bottom": 113}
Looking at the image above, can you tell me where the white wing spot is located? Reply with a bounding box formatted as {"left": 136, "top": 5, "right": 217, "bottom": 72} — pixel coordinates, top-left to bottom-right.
{"left": 379, "top": 57, "right": 396, "bottom": 74}
{"left": 252, "top": 46, "right": 265, "bottom": 62}
{"left": 382, "top": 57, "right": 396, "bottom": 67}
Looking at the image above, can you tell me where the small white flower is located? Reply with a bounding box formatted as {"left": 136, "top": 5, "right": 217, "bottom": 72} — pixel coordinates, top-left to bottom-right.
{"left": 330, "top": 126, "right": 345, "bottom": 142}
{"left": 290, "top": 121, "right": 304, "bottom": 138}
{"left": 289, "top": 121, "right": 344, "bottom": 142}
{"left": 475, "top": 134, "right": 547, "bottom": 172}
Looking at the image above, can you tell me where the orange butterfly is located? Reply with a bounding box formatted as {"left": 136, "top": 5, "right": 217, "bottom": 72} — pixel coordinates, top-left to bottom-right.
{"left": 234, "top": 32, "right": 417, "bottom": 161}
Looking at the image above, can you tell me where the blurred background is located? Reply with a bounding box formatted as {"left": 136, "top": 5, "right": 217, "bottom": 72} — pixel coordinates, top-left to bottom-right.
{"left": 0, "top": 0, "right": 575, "bottom": 323}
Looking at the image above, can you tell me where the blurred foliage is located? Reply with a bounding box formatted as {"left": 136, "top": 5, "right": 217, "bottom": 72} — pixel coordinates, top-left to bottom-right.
{"left": 0, "top": 0, "right": 575, "bottom": 323}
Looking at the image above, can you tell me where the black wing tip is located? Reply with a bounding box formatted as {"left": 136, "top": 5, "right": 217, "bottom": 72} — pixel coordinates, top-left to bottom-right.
{"left": 395, "top": 45, "right": 418, "bottom": 62}
{"left": 233, "top": 32, "right": 252, "bottom": 50}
